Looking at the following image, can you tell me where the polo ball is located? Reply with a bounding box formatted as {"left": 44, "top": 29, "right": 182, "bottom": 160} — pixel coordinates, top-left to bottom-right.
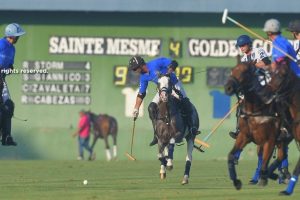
{"left": 83, "top": 180, "right": 88, "bottom": 185}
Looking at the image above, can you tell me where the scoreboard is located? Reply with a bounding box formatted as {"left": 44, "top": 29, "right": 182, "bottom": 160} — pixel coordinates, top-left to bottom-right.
{"left": 21, "top": 61, "right": 91, "bottom": 105}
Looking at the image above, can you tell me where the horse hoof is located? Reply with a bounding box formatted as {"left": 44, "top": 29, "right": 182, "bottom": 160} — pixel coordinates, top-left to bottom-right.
{"left": 258, "top": 178, "right": 268, "bottom": 187}
{"left": 279, "top": 191, "right": 291, "bottom": 196}
{"left": 160, "top": 173, "right": 166, "bottom": 180}
{"left": 269, "top": 173, "right": 278, "bottom": 180}
{"left": 233, "top": 179, "right": 242, "bottom": 190}
{"left": 181, "top": 175, "right": 189, "bottom": 185}
{"left": 166, "top": 165, "right": 173, "bottom": 171}
{"left": 166, "top": 159, "right": 173, "bottom": 171}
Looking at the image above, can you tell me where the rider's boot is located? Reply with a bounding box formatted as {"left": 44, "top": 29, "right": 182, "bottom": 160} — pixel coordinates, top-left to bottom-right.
{"left": 148, "top": 102, "right": 158, "bottom": 146}
{"left": 181, "top": 98, "right": 200, "bottom": 136}
{"left": 1, "top": 100, "right": 17, "bottom": 146}
{"left": 2, "top": 118, "right": 17, "bottom": 146}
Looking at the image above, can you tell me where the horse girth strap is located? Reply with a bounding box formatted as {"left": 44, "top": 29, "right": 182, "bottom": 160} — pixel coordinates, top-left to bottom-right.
{"left": 240, "top": 111, "right": 278, "bottom": 118}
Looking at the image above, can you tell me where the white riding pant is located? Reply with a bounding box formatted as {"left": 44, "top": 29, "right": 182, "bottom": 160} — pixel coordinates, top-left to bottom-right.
{"left": 151, "top": 81, "right": 187, "bottom": 104}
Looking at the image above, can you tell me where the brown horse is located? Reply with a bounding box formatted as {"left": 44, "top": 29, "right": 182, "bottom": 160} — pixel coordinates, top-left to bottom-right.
{"left": 266, "top": 61, "right": 300, "bottom": 195}
{"left": 224, "top": 63, "right": 287, "bottom": 190}
{"left": 85, "top": 111, "right": 118, "bottom": 161}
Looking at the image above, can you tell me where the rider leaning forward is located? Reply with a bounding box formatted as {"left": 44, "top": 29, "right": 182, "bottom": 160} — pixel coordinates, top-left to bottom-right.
{"left": 128, "top": 56, "right": 200, "bottom": 146}
{"left": 0, "top": 23, "right": 25, "bottom": 146}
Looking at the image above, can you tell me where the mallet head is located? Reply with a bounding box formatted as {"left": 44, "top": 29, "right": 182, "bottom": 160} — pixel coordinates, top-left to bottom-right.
{"left": 222, "top": 8, "right": 228, "bottom": 24}
{"left": 125, "top": 152, "right": 136, "bottom": 161}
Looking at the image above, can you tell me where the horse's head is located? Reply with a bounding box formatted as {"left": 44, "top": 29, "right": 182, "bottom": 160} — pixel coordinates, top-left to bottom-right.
{"left": 224, "top": 63, "right": 255, "bottom": 96}
{"left": 157, "top": 74, "right": 172, "bottom": 103}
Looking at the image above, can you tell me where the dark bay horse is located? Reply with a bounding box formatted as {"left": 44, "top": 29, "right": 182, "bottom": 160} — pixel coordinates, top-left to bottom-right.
{"left": 155, "top": 74, "right": 199, "bottom": 184}
{"left": 85, "top": 111, "right": 118, "bottom": 161}
{"left": 224, "top": 63, "right": 287, "bottom": 190}
{"left": 266, "top": 61, "right": 300, "bottom": 195}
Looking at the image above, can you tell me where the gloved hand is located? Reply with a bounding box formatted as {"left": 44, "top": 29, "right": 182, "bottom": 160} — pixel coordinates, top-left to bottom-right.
{"left": 132, "top": 108, "right": 139, "bottom": 119}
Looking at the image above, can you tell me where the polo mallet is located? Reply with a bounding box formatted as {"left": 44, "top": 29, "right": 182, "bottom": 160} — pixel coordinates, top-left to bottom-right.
{"left": 195, "top": 100, "right": 241, "bottom": 152}
{"left": 222, "top": 8, "right": 297, "bottom": 62}
{"left": 125, "top": 117, "right": 137, "bottom": 161}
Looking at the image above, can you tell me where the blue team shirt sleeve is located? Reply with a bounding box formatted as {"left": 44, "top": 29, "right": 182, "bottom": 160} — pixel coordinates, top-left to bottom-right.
{"left": 138, "top": 57, "right": 179, "bottom": 94}
{"left": 138, "top": 78, "right": 148, "bottom": 94}
{"left": 0, "top": 38, "right": 15, "bottom": 69}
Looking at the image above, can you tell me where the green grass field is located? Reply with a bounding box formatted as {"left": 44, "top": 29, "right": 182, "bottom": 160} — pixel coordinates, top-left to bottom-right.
{"left": 0, "top": 160, "right": 299, "bottom": 200}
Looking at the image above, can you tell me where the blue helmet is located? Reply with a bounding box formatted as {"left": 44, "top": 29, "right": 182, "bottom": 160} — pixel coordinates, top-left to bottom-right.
{"left": 236, "top": 35, "right": 252, "bottom": 47}
{"left": 5, "top": 23, "right": 26, "bottom": 37}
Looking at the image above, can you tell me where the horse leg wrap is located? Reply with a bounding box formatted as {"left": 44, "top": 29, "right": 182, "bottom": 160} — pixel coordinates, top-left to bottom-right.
{"left": 168, "top": 143, "right": 174, "bottom": 160}
{"left": 284, "top": 175, "right": 298, "bottom": 195}
{"left": 159, "top": 157, "right": 167, "bottom": 166}
{"left": 251, "top": 154, "right": 262, "bottom": 181}
{"left": 260, "top": 169, "right": 268, "bottom": 180}
{"left": 184, "top": 160, "right": 191, "bottom": 177}
{"left": 228, "top": 154, "right": 237, "bottom": 180}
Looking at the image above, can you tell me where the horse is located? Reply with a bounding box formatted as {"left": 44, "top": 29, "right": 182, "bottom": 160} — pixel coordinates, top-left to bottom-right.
{"left": 224, "top": 62, "right": 288, "bottom": 190}
{"left": 265, "top": 60, "right": 300, "bottom": 195}
{"left": 85, "top": 111, "right": 118, "bottom": 161}
{"left": 155, "top": 74, "right": 199, "bottom": 184}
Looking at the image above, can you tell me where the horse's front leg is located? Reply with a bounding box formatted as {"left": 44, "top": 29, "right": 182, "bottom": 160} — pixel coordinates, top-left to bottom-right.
{"left": 158, "top": 141, "right": 167, "bottom": 179}
{"left": 228, "top": 133, "right": 248, "bottom": 190}
{"left": 166, "top": 138, "right": 175, "bottom": 171}
{"left": 258, "top": 140, "right": 275, "bottom": 186}
{"left": 182, "top": 135, "right": 194, "bottom": 185}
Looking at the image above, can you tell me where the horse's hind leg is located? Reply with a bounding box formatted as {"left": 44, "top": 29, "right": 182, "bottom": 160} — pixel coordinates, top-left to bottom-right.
{"left": 280, "top": 119, "right": 300, "bottom": 195}
{"left": 103, "top": 136, "right": 112, "bottom": 161}
{"left": 249, "top": 146, "right": 263, "bottom": 185}
{"left": 182, "top": 137, "right": 194, "bottom": 185}
{"left": 112, "top": 134, "right": 117, "bottom": 159}
{"left": 258, "top": 141, "right": 275, "bottom": 186}
{"left": 90, "top": 136, "right": 98, "bottom": 152}
{"left": 280, "top": 156, "right": 300, "bottom": 195}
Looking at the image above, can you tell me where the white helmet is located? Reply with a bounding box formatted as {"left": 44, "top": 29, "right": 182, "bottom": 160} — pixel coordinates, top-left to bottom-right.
{"left": 263, "top": 19, "right": 281, "bottom": 33}
{"left": 5, "top": 23, "right": 26, "bottom": 37}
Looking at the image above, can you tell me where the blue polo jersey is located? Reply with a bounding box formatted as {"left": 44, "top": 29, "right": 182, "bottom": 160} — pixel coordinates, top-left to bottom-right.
{"left": 272, "top": 35, "right": 300, "bottom": 77}
{"left": 138, "top": 57, "right": 178, "bottom": 94}
{"left": 0, "top": 37, "right": 15, "bottom": 69}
